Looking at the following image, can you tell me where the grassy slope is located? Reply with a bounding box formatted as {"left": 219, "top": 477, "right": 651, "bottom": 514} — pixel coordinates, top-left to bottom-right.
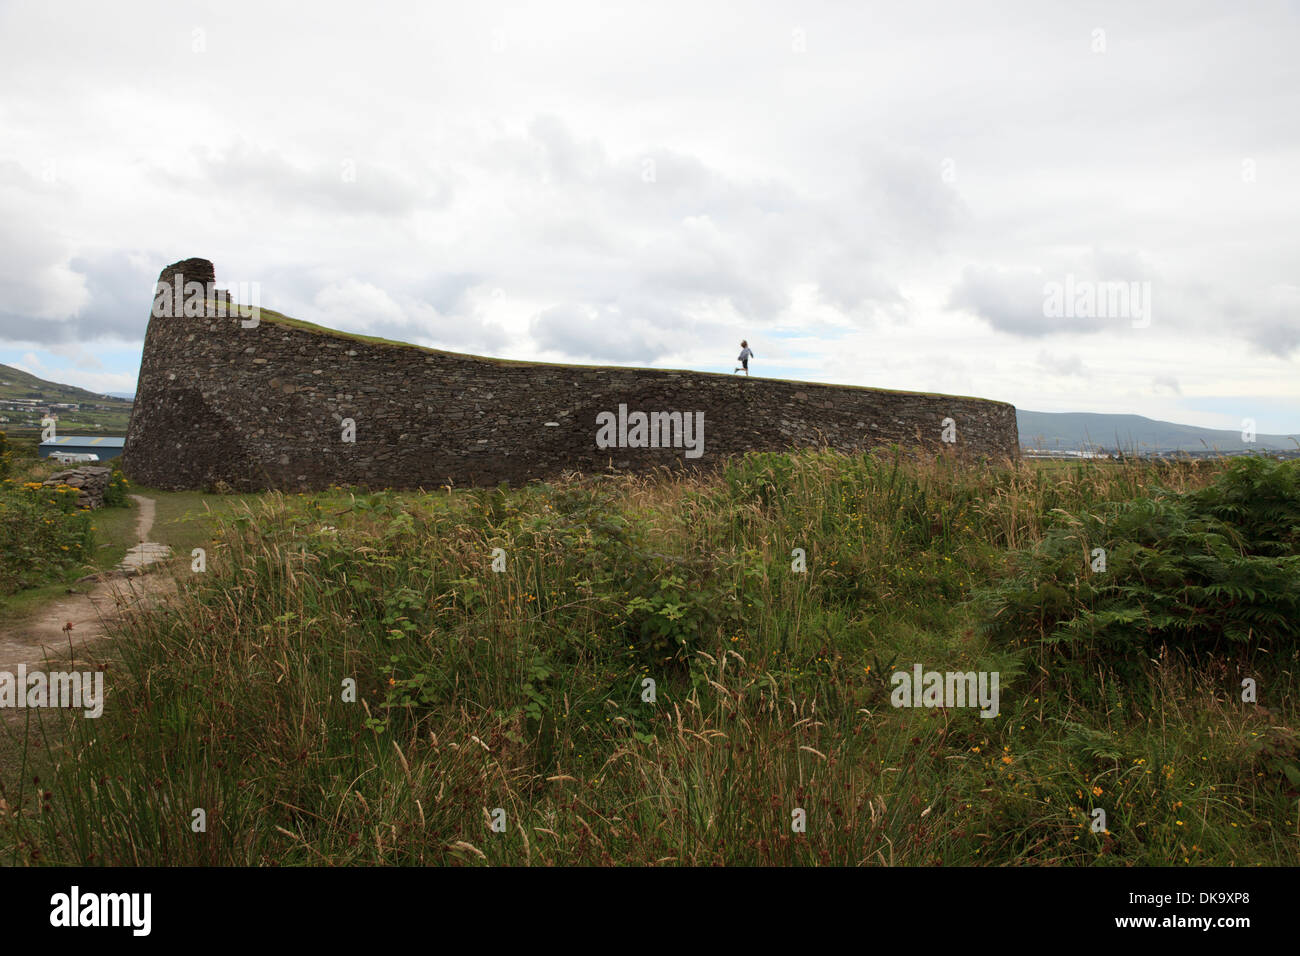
{"left": 0, "top": 363, "right": 127, "bottom": 406}
{"left": 0, "top": 363, "right": 132, "bottom": 435}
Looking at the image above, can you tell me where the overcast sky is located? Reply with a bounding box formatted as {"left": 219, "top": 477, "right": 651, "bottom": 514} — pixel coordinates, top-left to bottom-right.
{"left": 1, "top": 1, "right": 1296, "bottom": 432}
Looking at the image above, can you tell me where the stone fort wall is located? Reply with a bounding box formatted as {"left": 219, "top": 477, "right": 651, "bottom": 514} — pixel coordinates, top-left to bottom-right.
{"left": 123, "top": 258, "right": 1020, "bottom": 490}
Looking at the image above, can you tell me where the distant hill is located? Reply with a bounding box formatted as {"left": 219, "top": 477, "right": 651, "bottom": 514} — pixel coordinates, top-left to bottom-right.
{"left": 0, "top": 363, "right": 130, "bottom": 406}
{"left": 1018, "top": 410, "right": 1300, "bottom": 454}
{"left": 0, "top": 363, "right": 133, "bottom": 434}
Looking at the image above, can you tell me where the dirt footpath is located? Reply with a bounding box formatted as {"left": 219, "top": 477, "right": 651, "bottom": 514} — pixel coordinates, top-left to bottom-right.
{"left": 0, "top": 495, "right": 174, "bottom": 671}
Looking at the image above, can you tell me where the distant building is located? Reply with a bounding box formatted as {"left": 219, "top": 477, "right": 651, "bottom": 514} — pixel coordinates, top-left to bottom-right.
{"left": 39, "top": 435, "right": 125, "bottom": 462}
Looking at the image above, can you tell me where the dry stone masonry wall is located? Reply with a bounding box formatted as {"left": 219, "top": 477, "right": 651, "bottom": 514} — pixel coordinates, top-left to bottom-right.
{"left": 43, "top": 466, "right": 112, "bottom": 510}
{"left": 123, "top": 259, "right": 1020, "bottom": 490}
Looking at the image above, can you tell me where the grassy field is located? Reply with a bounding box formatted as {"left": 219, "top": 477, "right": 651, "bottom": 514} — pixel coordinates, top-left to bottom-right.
{"left": 1, "top": 449, "right": 1296, "bottom": 866}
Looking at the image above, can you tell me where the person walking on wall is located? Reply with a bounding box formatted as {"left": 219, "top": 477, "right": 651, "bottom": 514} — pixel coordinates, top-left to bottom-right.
{"left": 734, "top": 340, "right": 753, "bottom": 375}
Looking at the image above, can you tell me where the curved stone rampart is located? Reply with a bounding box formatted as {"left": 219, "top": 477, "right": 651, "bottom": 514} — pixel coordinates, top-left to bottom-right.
{"left": 123, "top": 258, "right": 1019, "bottom": 490}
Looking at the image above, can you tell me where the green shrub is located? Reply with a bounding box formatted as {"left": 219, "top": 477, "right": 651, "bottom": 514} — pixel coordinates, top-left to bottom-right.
{"left": 0, "top": 478, "right": 94, "bottom": 593}
{"left": 102, "top": 462, "right": 130, "bottom": 507}
{"left": 979, "top": 457, "right": 1300, "bottom": 661}
{"left": 1189, "top": 455, "right": 1300, "bottom": 556}
{"left": 518, "top": 483, "right": 733, "bottom": 667}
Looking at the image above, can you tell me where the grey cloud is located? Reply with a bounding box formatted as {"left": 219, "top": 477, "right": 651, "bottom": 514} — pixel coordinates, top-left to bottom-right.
{"left": 0, "top": 251, "right": 156, "bottom": 345}
{"left": 529, "top": 303, "right": 666, "bottom": 363}
{"left": 858, "top": 149, "right": 969, "bottom": 246}
{"left": 413, "top": 272, "right": 491, "bottom": 317}
{"left": 0, "top": 220, "right": 84, "bottom": 322}
{"left": 371, "top": 315, "right": 509, "bottom": 355}
{"left": 1220, "top": 285, "right": 1300, "bottom": 358}
{"left": 524, "top": 119, "right": 914, "bottom": 328}
{"left": 310, "top": 279, "right": 510, "bottom": 356}
{"left": 1037, "top": 350, "right": 1088, "bottom": 377}
{"left": 1088, "top": 248, "right": 1156, "bottom": 282}
{"left": 813, "top": 254, "right": 902, "bottom": 317}
{"left": 528, "top": 115, "right": 609, "bottom": 187}
{"left": 269, "top": 265, "right": 489, "bottom": 323}
{"left": 67, "top": 252, "right": 159, "bottom": 341}
{"left": 489, "top": 117, "right": 911, "bottom": 326}
{"left": 169, "top": 142, "right": 447, "bottom": 217}
{"left": 949, "top": 266, "right": 1067, "bottom": 337}
{"left": 529, "top": 300, "right": 723, "bottom": 364}
{"left": 949, "top": 261, "right": 1164, "bottom": 338}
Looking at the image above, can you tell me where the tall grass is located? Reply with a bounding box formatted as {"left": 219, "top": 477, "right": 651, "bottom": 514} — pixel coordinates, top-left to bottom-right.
{"left": 2, "top": 449, "right": 1295, "bottom": 865}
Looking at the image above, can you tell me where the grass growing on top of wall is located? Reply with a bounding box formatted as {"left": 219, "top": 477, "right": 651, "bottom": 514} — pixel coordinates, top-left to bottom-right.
{"left": 2, "top": 450, "right": 1296, "bottom": 866}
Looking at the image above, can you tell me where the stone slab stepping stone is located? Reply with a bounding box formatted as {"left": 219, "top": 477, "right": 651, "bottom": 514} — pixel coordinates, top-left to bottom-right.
{"left": 117, "top": 542, "right": 173, "bottom": 574}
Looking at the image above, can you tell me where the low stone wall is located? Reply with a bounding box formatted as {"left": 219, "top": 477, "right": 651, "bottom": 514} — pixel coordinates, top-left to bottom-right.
{"left": 44, "top": 466, "right": 111, "bottom": 509}
{"left": 124, "top": 259, "right": 1020, "bottom": 491}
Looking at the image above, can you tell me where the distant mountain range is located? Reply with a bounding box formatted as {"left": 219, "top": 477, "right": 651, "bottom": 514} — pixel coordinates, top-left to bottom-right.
{"left": 1018, "top": 410, "right": 1300, "bottom": 454}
